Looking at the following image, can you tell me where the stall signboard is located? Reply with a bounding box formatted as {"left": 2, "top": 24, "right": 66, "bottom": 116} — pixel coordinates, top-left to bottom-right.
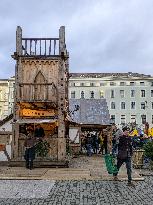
{"left": 20, "top": 108, "right": 56, "bottom": 117}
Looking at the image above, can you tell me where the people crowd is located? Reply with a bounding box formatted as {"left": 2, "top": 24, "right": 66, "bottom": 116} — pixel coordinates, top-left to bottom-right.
{"left": 80, "top": 125, "right": 152, "bottom": 187}
{"left": 80, "top": 124, "right": 153, "bottom": 158}
{"left": 111, "top": 124, "right": 153, "bottom": 157}
{"left": 80, "top": 130, "right": 108, "bottom": 157}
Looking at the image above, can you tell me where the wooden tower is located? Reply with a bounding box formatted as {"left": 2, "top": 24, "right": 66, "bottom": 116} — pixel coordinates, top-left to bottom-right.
{"left": 12, "top": 26, "right": 69, "bottom": 163}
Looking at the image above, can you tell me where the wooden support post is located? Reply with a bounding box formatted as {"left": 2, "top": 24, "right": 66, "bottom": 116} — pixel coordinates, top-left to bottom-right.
{"left": 16, "top": 26, "right": 22, "bottom": 55}
{"left": 107, "top": 126, "right": 112, "bottom": 154}
{"left": 57, "top": 26, "right": 67, "bottom": 161}
{"left": 12, "top": 123, "right": 19, "bottom": 159}
{"left": 59, "top": 26, "right": 65, "bottom": 54}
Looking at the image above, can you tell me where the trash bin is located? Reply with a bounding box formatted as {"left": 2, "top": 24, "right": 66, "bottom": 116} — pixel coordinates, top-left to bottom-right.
{"left": 132, "top": 149, "right": 144, "bottom": 168}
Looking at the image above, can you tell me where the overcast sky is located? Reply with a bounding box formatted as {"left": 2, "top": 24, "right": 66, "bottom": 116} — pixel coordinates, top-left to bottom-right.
{"left": 0, "top": 0, "right": 153, "bottom": 78}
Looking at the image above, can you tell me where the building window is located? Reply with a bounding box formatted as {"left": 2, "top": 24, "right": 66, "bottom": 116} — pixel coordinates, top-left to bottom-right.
{"left": 111, "top": 102, "right": 115, "bottom": 109}
{"left": 151, "top": 90, "right": 153, "bottom": 97}
{"left": 151, "top": 82, "right": 153, "bottom": 86}
{"left": 141, "top": 102, "right": 145, "bottom": 110}
{"left": 121, "top": 102, "right": 126, "bottom": 109}
{"left": 90, "top": 82, "right": 94, "bottom": 86}
{"left": 100, "top": 90, "right": 104, "bottom": 98}
{"left": 140, "top": 82, "right": 145, "bottom": 86}
{"left": 71, "top": 91, "right": 75, "bottom": 99}
{"left": 141, "top": 90, "right": 145, "bottom": 97}
{"left": 100, "top": 82, "right": 105, "bottom": 86}
{"left": 111, "top": 115, "right": 115, "bottom": 124}
{"left": 71, "top": 82, "right": 75, "bottom": 87}
{"left": 80, "top": 83, "right": 84, "bottom": 86}
{"left": 80, "top": 91, "right": 84, "bottom": 99}
{"left": 152, "top": 102, "right": 153, "bottom": 109}
{"left": 131, "top": 115, "right": 136, "bottom": 123}
{"left": 110, "top": 82, "right": 115, "bottom": 86}
{"left": 121, "top": 115, "right": 126, "bottom": 125}
{"left": 131, "top": 102, "right": 136, "bottom": 109}
{"left": 131, "top": 90, "right": 135, "bottom": 97}
{"left": 120, "top": 90, "right": 124, "bottom": 98}
{"left": 90, "top": 91, "right": 94, "bottom": 98}
{"left": 130, "top": 82, "right": 135, "bottom": 86}
{"left": 152, "top": 115, "right": 153, "bottom": 124}
{"left": 120, "top": 82, "right": 125, "bottom": 86}
{"left": 111, "top": 90, "right": 114, "bottom": 98}
{"left": 141, "top": 115, "right": 146, "bottom": 124}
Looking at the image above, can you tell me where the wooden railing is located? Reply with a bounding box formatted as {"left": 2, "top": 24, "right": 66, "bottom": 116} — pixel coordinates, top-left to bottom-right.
{"left": 22, "top": 38, "right": 59, "bottom": 56}
{"left": 18, "top": 83, "right": 57, "bottom": 104}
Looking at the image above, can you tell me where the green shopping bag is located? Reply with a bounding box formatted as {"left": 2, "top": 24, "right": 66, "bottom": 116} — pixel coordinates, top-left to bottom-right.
{"left": 104, "top": 154, "right": 118, "bottom": 174}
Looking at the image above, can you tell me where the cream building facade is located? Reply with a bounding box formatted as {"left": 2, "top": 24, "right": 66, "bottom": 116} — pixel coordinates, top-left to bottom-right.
{"left": 69, "top": 72, "right": 153, "bottom": 127}
{"left": 0, "top": 77, "right": 15, "bottom": 120}
{"left": 1, "top": 72, "right": 153, "bottom": 128}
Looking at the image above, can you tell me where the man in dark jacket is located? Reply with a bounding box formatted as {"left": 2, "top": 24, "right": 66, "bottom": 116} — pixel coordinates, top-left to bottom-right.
{"left": 85, "top": 133, "right": 93, "bottom": 157}
{"left": 34, "top": 124, "right": 45, "bottom": 140}
{"left": 113, "top": 127, "right": 135, "bottom": 186}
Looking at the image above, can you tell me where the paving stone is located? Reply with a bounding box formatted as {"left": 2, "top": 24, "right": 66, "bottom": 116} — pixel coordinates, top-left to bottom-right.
{"left": 0, "top": 177, "right": 153, "bottom": 204}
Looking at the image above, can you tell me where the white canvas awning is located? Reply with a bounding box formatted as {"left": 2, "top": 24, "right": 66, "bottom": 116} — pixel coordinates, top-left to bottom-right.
{"left": 16, "top": 119, "right": 57, "bottom": 124}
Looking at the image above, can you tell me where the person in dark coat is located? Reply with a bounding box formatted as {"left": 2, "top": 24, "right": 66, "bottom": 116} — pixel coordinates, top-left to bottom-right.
{"left": 24, "top": 129, "right": 36, "bottom": 170}
{"left": 113, "top": 127, "right": 135, "bottom": 187}
{"left": 85, "top": 133, "right": 93, "bottom": 157}
{"left": 92, "top": 132, "right": 99, "bottom": 154}
{"left": 34, "top": 124, "right": 45, "bottom": 140}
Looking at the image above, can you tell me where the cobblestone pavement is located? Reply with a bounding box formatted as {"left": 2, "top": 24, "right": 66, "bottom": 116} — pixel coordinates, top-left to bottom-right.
{"left": 0, "top": 176, "right": 153, "bottom": 205}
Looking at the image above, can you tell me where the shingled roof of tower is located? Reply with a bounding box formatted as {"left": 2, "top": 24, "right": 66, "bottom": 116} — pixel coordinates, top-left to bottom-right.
{"left": 69, "top": 99, "right": 110, "bottom": 125}
{"left": 70, "top": 72, "right": 151, "bottom": 78}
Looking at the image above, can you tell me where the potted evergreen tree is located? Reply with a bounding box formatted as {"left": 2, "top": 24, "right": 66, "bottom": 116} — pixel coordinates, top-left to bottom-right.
{"left": 143, "top": 141, "right": 153, "bottom": 169}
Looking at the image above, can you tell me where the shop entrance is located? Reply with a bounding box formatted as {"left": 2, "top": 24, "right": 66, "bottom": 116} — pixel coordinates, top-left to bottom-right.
{"left": 69, "top": 124, "right": 112, "bottom": 156}
{"left": 18, "top": 121, "right": 58, "bottom": 160}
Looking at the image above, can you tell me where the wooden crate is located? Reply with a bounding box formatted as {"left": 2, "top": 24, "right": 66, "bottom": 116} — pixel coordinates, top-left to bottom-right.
{"left": 132, "top": 149, "right": 144, "bottom": 168}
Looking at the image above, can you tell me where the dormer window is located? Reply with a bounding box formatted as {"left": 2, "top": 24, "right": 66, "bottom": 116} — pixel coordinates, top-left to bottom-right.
{"left": 140, "top": 82, "right": 145, "bottom": 86}
{"left": 110, "top": 82, "right": 115, "bottom": 86}
{"left": 130, "top": 82, "right": 135, "bottom": 86}
{"left": 90, "top": 82, "right": 94, "bottom": 86}
{"left": 120, "top": 82, "right": 125, "bottom": 86}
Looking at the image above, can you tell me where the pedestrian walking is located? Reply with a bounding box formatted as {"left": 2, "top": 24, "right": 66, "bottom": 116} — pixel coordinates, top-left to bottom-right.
{"left": 113, "top": 126, "right": 135, "bottom": 187}
{"left": 24, "top": 129, "right": 36, "bottom": 170}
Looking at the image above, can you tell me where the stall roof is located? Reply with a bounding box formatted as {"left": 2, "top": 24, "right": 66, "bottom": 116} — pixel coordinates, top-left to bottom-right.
{"left": 16, "top": 119, "right": 57, "bottom": 124}
{"left": 69, "top": 99, "right": 111, "bottom": 125}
